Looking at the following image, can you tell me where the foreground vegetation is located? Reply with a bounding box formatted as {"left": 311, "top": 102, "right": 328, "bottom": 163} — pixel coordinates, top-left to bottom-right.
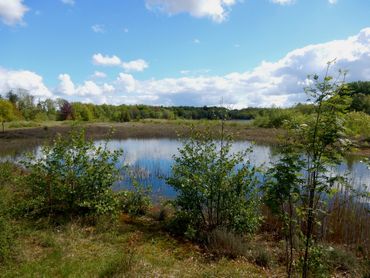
{"left": 1, "top": 71, "right": 369, "bottom": 277}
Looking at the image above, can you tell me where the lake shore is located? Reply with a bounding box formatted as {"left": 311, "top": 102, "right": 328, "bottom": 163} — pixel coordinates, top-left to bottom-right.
{"left": 1, "top": 120, "right": 369, "bottom": 156}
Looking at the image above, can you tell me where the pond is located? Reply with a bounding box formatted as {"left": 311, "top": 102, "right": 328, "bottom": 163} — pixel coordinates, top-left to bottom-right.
{"left": 2, "top": 138, "right": 369, "bottom": 198}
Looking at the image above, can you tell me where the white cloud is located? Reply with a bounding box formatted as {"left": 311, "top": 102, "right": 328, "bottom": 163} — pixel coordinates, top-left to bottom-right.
{"left": 92, "top": 24, "right": 105, "bottom": 33}
{"left": 328, "top": 0, "right": 338, "bottom": 4}
{"left": 116, "top": 73, "right": 137, "bottom": 93}
{"left": 57, "top": 74, "right": 75, "bottom": 96}
{"left": 122, "top": 59, "right": 149, "bottom": 72}
{"left": 88, "top": 28, "right": 370, "bottom": 107}
{"left": 61, "top": 0, "right": 75, "bottom": 6}
{"left": 57, "top": 73, "right": 114, "bottom": 97}
{"left": 145, "top": 0, "right": 237, "bottom": 22}
{"left": 92, "top": 71, "right": 107, "bottom": 79}
{"left": 0, "top": 68, "right": 51, "bottom": 98}
{"left": 3, "top": 28, "right": 370, "bottom": 107}
{"left": 193, "top": 38, "right": 201, "bottom": 44}
{"left": 92, "top": 53, "right": 122, "bottom": 66}
{"left": 0, "top": 0, "right": 29, "bottom": 26}
{"left": 270, "top": 0, "right": 294, "bottom": 5}
{"left": 92, "top": 54, "right": 149, "bottom": 72}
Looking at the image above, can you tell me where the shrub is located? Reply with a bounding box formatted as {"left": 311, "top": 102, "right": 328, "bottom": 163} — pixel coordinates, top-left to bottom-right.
{"left": 117, "top": 181, "right": 151, "bottom": 216}
{"left": 21, "top": 129, "right": 122, "bottom": 218}
{"left": 297, "top": 245, "right": 329, "bottom": 278}
{"left": 345, "top": 111, "right": 370, "bottom": 138}
{"left": 167, "top": 127, "right": 262, "bottom": 239}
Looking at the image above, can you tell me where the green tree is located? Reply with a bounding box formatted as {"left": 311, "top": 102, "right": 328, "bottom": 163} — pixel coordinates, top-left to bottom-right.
{"left": 264, "top": 145, "right": 304, "bottom": 277}
{"left": 0, "top": 99, "right": 15, "bottom": 132}
{"left": 72, "top": 103, "right": 94, "bottom": 121}
{"left": 21, "top": 129, "right": 123, "bottom": 218}
{"left": 293, "top": 65, "right": 351, "bottom": 277}
{"left": 167, "top": 126, "right": 261, "bottom": 238}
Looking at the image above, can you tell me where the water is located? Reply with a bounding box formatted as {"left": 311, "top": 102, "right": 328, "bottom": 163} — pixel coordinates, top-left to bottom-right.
{"left": 1, "top": 138, "right": 369, "bottom": 198}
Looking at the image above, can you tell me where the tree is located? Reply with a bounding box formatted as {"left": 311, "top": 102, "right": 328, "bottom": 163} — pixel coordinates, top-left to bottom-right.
{"left": 264, "top": 145, "right": 304, "bottom": 277}
{"left": 71, "top": 103, "right": 93, "bottom": 121}
{"left": 280, "top": 64, "right": 351, "bottom": 277}
{"left": 59, "top": 100, "right": 73, "bottom": 120}
{"left": 5, "top": 91, "right": 19, "bottom": 106}
{"left": 0, "top": 99, "right": 15, "bottom": 132}
{"left": 167, "top": 126, "right": 261, "bottom": 238}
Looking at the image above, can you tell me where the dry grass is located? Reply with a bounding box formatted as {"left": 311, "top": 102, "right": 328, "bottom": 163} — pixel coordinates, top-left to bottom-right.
{"left": 0, "top": 215, "right": 269, "bottom": 278}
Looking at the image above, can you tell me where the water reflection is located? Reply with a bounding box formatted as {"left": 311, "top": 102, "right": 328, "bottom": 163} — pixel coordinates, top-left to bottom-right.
{"left": 1, "top": 138, "right": 369, "bottom": 197}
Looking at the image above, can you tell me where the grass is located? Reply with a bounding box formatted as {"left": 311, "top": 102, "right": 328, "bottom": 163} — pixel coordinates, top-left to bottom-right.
{"left": 0, "top": 216, "right": 269, "bottom": 278}
{"left": 2, "top": 119, "right": 369, "bottom": 155}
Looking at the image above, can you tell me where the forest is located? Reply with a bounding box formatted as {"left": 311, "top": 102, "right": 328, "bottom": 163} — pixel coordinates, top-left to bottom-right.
{"left": 1, "top": 81, "right": 370, "bottom": 125}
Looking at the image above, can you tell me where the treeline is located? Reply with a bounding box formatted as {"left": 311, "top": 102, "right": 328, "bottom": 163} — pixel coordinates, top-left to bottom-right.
{"left": 1, "top": 81, "right": 370, "bottom": 124}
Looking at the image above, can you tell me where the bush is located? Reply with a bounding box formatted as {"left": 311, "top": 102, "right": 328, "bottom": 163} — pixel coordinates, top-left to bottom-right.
{"left": 345, "top": 111, "right": 370, "bottom": 138}
{"left": 167, "top": 127, "right": 262, "bottom": 239}
{"left": 297, "top": 245, "right": 329, "bottom": 278}
{"left": 21, "top": 129, "right": 122, "bottom": 219}
{"left": 253, "top": 109, "right": 294, "bottom": 128}
{"left": 117, "top": 181, "right": 151, "bottom": 216}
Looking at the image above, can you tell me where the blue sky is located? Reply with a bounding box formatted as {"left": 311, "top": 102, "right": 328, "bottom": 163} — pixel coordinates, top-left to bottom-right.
{"left": 0, "top": 0, "right": 369, "bottom": 107}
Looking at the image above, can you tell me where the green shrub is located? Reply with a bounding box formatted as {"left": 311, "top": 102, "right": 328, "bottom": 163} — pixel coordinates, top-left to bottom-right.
{"left": 21, "top": 129, "right": 122, "bottom": 219}
{"left": 117, "top": 182, "right": 151, "bottom": 216}
{"left": 167, "top": 127, "right": 262, "bottom": 239}
{"left": 253, "top": 109, "right": 294, "bottom": 128}
{"left": 297, "top": 245, "right": 329, "bottom": 278}
{"left": 345, "top": 111, "right": 370, "bottom": 137}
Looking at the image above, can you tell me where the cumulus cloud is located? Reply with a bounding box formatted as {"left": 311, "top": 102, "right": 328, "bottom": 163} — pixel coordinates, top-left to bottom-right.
{"left": 92, "top": 54, "right": 149, "bottom": 72}
{"left": 61, "top": 0, "right": 75, "bottom": 6}
{"left": 92, "top": 53, "right": 122, "bottom": 66}
{"left": 122, "top": 59, "right": 149, "bottom": 72}
{"left": 83, "top": 28, "right": 370, "bottom": 107}
{"left": 3, "top": 28, "right": 370, "bottom": 107}
{"left": 57, "top": 74, "right": 75, "bottom": 96}
{"left": 145, "top": 0, "right": 237, "bottom": 22}
{"left": 57, "top": 73, "right": 114, "bottom": 98}
{"left": 0, "top": 0, "right": 29, "bottom": 26}
{"left": 0, "top": 68, "right": 51, "bottom": 98}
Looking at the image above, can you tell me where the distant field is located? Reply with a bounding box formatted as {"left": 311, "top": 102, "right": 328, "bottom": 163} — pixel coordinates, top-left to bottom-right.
{"left": 1, "top": 119, "right": 369, "bottom": 156}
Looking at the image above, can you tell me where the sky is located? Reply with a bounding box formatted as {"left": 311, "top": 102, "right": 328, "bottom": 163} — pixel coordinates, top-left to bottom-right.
{"left": 0, "top": 0, "right": 369, "bottom": 108}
